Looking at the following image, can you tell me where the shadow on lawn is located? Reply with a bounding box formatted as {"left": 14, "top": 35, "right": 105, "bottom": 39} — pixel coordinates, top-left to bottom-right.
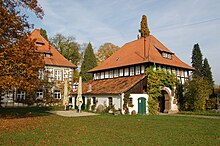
{"left": 0, "top": 106, "right": 61, "bottom": 119}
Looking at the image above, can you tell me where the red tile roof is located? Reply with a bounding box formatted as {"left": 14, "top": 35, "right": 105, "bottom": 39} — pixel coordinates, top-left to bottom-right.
{"left": 73, "top": 75, "right": 147, "bottom": 95}
{"left": 89, "top": 35, "right": 193, "bottom": 72}
{"left": 29, "top": 29, "right": 76, "bottom": 68}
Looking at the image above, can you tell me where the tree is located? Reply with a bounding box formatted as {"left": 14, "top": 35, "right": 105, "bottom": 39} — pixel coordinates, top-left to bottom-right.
{"left": 191, "top": 43, "right": 203, "bottom": 77}
{"left": 0, "top": 0, "right": 44, "bottom": 100}
{"left": 40, "top": 28, "right": 48, "bottom": 41}
{"left": 50, "top": 34, "right": 80, "bottom": 65}
{"left": 202, "top": 58, "right": 214, "bottom": 85}
{"left": 139, "top": 15, "right": 150, "bottom": 38}
{"left": 96, "top": 43, "right": 120, "bottom": 64}
{"left": 184, "top": 77, "right": 212, "bottom": 111}
{"left": 80, "top": 43, "right": 97, "bottom": 82}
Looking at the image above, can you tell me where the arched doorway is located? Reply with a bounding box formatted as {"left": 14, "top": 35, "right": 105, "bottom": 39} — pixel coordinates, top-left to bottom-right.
{"left": 158, "top": 87, "right": 172, "bottom": 113}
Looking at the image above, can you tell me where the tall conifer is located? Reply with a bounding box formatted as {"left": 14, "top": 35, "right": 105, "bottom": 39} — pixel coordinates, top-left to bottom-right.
{"left": 80, "top": 43, "right": 97, "bottom": 82}
{"left": 191, "top": 43, "right": 203, "bottom": 77}
{"left": 202, "top": 58, "right": 214, "bottom": 85}
{"left": 139, "top": 15, "right": 150, "bottom": 37}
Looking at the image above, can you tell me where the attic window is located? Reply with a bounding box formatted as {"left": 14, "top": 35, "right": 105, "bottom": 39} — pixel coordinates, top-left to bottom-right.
{"left": 162, "top": 52, "right": 172, "bottom": 59}
{"left": 36, "top": 42, "right": 45, "bottom": 46}
{"left": 44, "top": 51, "right": 52, "bottom": 58}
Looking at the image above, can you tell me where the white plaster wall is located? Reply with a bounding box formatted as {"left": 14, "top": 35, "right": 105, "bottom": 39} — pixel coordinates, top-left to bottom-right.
{"left": 129, "top": 94, "right": 149, "bottom": 114}
{"left": 82, "top": 94, "right": 122, "bottom": 110}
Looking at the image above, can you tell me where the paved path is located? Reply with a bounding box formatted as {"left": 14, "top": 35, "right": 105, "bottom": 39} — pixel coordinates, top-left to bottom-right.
{"left": 48, "top": 110, "right": 99, "bottom": 117}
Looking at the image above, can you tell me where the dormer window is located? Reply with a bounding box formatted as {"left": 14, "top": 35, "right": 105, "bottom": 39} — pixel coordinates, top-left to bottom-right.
{"left": 162, "top": 52, "right": 172, "bottom": 59}
{"left": 36, "top": 41, "right": 45, "bottom": 46}
{"left": 44, "top": 50, "right": 52, "bottom": 58}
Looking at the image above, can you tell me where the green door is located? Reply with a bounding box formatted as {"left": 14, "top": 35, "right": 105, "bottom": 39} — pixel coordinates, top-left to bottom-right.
{"left": 138, "top": 97, "right": 146, "bottom": 115}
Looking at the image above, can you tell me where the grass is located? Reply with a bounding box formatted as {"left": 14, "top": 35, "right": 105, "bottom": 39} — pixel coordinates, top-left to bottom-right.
{"left": 178, "top": 110, "right": 220, "bottom": 116}
{"left": 0, "top": 107, "right": 220, "bottom": 145}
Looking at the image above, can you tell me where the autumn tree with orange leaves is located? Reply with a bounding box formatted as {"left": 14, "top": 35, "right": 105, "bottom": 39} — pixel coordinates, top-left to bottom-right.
{"left": 0, "top": 0, "right": 44, "bottom": 105}
{"left": 96, "top": 43, "right": 120, "bottom": 64}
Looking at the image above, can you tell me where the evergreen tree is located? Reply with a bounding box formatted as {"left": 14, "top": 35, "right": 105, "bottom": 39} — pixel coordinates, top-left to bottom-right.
{"left": 191, "top": 43, "right": 203, "bottom": 77}
{"left": 40, "top": 28, "right": 48, "bottom": 41}
{"left": 139, "top": 15, "right": 150, "bottom": 37}
{"left": 80, "top": 43, "right": 97, "bottom": 82}
{"left": 202, "top": 58, "right": 214, "bottom": 85}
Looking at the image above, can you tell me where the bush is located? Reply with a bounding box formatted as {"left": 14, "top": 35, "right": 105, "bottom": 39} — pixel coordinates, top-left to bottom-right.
{"left": 206, "top": 98, "right": 216, "bottom": 109}
{"left": 96, "top": 104, "right": 105, "bottom": 113}
{"left": 148, "top": 96, "right": 159, "bottom": 115}
{"left": 131, "top": 110, "right": 136, "bottom": 115}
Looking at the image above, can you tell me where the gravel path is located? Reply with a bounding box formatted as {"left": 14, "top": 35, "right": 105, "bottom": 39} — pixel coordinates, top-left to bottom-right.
{"left": 48, "top": 110, "right": 99, "bottom": 117}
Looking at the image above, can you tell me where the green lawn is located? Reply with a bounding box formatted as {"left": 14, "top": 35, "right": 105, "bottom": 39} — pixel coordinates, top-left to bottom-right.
{"left": 0, "top": 107, "right": 220, "bottom": 146}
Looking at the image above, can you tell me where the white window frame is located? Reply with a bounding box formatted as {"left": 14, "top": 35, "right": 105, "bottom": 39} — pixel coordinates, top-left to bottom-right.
{"left": 101, "top": 72, "right": 105, "bottom": 79}
{"left": 119, "top": 68, "right": 123, "bottom": 77}
{"left": 135, "top": 66, "right": 140, "bottom": 75}
{"left": 130, "top": 67, "right": 134, "bottom": 76}
{"left": 54, "top": 69, "right": 62, "bottom": 81}
{"left": 124, "top": 68, "right": 129, "bottom": 76}
{"left": 141, "top": 65, "right": 145, "bottom": 74}
{"left": 36, "top": 91, "right": 43, "bottom": 99}
{"left": 109, "top": 70, "right": 114, "bottom": 78}
{"left": 54, "top": 90, "right": 61, "bottom": 100}
{"left": 108, "top": 97, "right": 113, "bottom": 106}
{"left": 114, "top": 69, "right": 119, "bottom": 78}
{"left": 105, "top": 71, "right": 109, "bottom": 79}
{"left": 17, "top": 91, "right": 25, "bottom": 100}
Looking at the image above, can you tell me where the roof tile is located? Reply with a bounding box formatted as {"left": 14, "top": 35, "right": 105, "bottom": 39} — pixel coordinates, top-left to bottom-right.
{"left": 29, "top": 29, "right": 76, "bottom": 68}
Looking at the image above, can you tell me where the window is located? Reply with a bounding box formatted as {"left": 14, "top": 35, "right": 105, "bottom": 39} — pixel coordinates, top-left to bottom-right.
{"left": 162, "top": 52, "right": 167, "bottom": 58}
{"left": 108, "top": 97, "right": 113, "bottom": 106}
{"left": 119, "top": 68, "right": 123, "bottom": 77}
{"left": 105, "top": 71, "right": 109, "bottom": 79}
{"left": 94, "top": 73, "right": 97, "bottom": 80}
{"left": 114, "top": 69, "right": 119, "bottom": 77}
{"left": 185, "top": 71, "right": 188, "bottom": 78}
{"left": 109, "top": 70, "right": 114, "bottom": 78}
{"left": 17, "top": 91, "right": 25, "bottom": 100}
{"left": 167, "top": 54, "right": 172, "bottom": 59}
{"left": 54, "top": 69, "right": 62, "bottom": 81}
{"left": 124, "top": 68, "right": 129, "bottom": 76}
{"left": 38, "top": 69, "right": 44, "bottom": 80}
{"left": 92, "top": 97, "right": 97, "bottom": 105}
{"left": 129, "top": 98, "right": 133, "bottom": 104}
{"left": 141, "top": 65, "right": 145, "bottom": 73}
{"left": 46, "top": 68, "right": 53, "bottom": 78}
{"left": 167, "top": 67, "right": 171, "bottom": 73}
{"left": 162, "top": 52, "right": 172, "bottom": 59}
{"left": 130, "top": 67, "right": 134, "bottom": 76}
{"left": 101, "top": 72, "right": 105, "bottom": 79}
{"left": 135, "top": 66, "right": 140, "bottom": 75}
{"left": 54, "top": 90, "right": 61, "bottom": 99}
{"left": 177, "top": 69, "right": 180, "bottom": 76}
{"left": 63, "top": 69, "right": 69, "bottom": 79}
{"left": 172, "top": 68, "right": 176, "bottom": 75}
{"left": 97, "top": 73, "right": 101, "bottom": 79}
{"left": 36, "top": 91, "right": 43, "bottom": 99}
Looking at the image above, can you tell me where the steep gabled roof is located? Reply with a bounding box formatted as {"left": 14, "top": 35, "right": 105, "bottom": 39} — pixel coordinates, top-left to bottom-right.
{"left": 73, "top": 75, "right": 146, "bottom": 95}
{"left": 89, "top": 35, "right": 193, "bottom": 72}
{"left": 29, "top": 29, "right": 76, "bottom": 68}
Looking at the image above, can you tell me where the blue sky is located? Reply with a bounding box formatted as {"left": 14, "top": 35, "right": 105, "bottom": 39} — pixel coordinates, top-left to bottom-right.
{"left": 30, "top": 0, "right": 220, "bottom": 84}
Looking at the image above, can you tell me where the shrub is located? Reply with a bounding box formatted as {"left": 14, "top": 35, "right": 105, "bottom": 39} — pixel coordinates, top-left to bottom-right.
{"left": 96, "top": 104, "right": 105, "bottom": 113}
